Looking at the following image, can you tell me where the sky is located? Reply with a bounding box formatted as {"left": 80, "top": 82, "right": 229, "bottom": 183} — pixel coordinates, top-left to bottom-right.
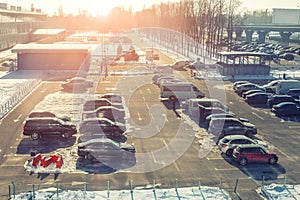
{"left": 0, "top": 0, "right": 300, "bottom": 16}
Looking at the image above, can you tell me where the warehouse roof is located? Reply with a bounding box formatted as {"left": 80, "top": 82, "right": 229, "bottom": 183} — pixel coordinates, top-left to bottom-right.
{"left": 32, "top": 29, "right": 66, "bottom": 35}
{"left": 11, "top": 44, "right": 92, "bottom": 54}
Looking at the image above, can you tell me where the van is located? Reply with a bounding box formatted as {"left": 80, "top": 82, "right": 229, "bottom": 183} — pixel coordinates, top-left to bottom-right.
{"left": 160, "top": 82, "right": 205, "bottom": 100}
{"left": 275, "top": 80, "right": 300, "bottom": 94}
{"left": 183, "top": 98, "right": 228, "bottom": 117}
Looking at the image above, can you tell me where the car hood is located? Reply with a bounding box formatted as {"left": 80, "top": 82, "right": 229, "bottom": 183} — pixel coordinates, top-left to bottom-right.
{"left": 255, "top": 140, "right": 268, "bottom": 148}
{"left": 243, "top": 122, "right": 256, "bottom": 128}
{"left": 119, "top": 143, "right": 135, "bottom": 151}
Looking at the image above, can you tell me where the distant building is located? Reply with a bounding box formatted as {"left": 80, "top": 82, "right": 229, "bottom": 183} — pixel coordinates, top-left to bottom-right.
{"left": 216, "top": 52, "right": 271, "bottom": 76}
{"left": 11, "top": 44, "right": 91, "bottom": 73}
{"left": 0, "top": 4, "right": 47, "bottom": 51}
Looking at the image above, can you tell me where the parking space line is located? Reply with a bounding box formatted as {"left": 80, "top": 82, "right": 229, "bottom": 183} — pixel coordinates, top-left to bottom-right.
{"left": 214, "top": 167, "right": 238, "bottom": 171}
{"left": 4, "top": 154, "right": 30, "bottom": 157}
{"left": 137, "top": 112, "right": 142, "bottom": 121}
{"left": 156, "top": 125, "right": 161, "bottom": 132}
{"left": 206, "top": 157, "right": 223, "bottom": 161}
{"left": 288, "top": 125, "right": 300, "bottom": 129}
{"left": 151, "top": 151, "right": 157, "bottom": 163}
{"left": 13, "top": 114, "right": 22, "bottom": 122}
{"left": 161, "top": 139, "right": 169, "bottom": 151}
{"left": 251, "top": 112, "right": 264, "bottom": 120}
{"left": 174, "top": 161, "right": 180, "bottom": 171}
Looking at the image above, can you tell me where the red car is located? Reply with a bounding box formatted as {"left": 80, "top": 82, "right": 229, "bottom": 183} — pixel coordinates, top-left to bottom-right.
{"left": 232, "top": 144, "right": 278, "bottom": 166}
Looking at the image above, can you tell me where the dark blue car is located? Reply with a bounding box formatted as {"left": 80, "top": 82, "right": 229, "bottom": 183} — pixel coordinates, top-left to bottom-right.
{"left": 271, "top": 102, "right": 300, "bottom": 116}
{"left": 245, "top": 93, "right": 272, "bottom": 104}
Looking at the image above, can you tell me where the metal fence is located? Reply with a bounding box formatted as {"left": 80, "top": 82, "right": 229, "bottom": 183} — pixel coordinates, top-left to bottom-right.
{"left": 0, "top": 78, "right": 41, "bottom": 118}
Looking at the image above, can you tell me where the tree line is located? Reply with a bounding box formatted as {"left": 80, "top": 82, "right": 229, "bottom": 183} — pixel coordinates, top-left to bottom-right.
{"left": 48, "top": 0, "right": 273, "bottom": 55}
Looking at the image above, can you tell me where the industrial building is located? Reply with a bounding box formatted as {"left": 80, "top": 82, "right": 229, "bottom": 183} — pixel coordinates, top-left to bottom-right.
{"left": 11, "top": 44, "right": 91, "bottom": 73}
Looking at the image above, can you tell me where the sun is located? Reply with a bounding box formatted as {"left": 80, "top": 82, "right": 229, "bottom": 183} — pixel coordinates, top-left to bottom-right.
{"left": 86, "top": 1, "right": 113, "bottom": 16}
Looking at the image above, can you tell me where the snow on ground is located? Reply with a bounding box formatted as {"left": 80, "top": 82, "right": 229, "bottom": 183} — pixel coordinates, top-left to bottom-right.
{"left": 260, "top": 184, "right": 300, "bottom": 200}
{"left": 2, "top": 37, "right": 300, "bottom": 200}
{"left": 13, "top": 186, "right": 231, "bottom": 200}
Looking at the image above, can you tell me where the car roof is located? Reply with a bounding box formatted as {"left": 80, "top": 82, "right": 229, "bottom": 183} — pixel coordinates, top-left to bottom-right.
{"left": 287, "top": 88, "right": 300, "bottom": 91}
{"left": 25, "top": 117, "right": 64, "bottom": 123}
{"left": 77, "top": 138, "right": 118, "bottom": 147}
{"left": 235, "top": 144, "right": 262, "bottom": 148}
{"left": 247, "top": 92, "right": 271, "bottom": 97}
{"left": 210, "top": 117, "right": 239, "bottom": 122}
{"left": 275, "top": 102, "right": 297, "bottom": 107}
{"left": 207, "top": 113, "right": 236, "bottom": 118}
{"left": 222, "top": 135, "right": 252, "bottom": 140}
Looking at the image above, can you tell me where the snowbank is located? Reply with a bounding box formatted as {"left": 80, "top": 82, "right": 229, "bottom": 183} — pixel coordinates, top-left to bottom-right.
{"left": 12, "top": 186, "right": 231, "bottom": 200}
{"left": 260, "top": 183, "right": 300, "bottom": 200}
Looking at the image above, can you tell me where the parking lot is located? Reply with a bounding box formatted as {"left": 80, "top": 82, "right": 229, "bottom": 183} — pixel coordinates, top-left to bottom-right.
{"left": 0, "top": 52, "right": 300, "bottom": 199}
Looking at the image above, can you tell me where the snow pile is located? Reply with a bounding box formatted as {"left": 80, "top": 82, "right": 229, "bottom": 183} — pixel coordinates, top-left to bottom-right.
{"left": 12, "top": 186, "right": 231, "bottom": 200}
{"left": 260, "top": 184, "right": 300, "bottom": 200}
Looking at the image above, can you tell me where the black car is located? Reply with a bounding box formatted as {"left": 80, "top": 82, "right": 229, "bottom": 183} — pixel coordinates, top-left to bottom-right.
{"left": 271, "top": 102, "right": 300, "bottom": 116}
{"left": 23, "top": 117, "right": 77, "bottom": 140}
{"left": 77, "top": 138, "right": 135, "bottom": 164}
{"left": 205, "top": 113, "right": 249, "bottom": 127}
{"left": 79, "top": 118, "right": 126, "bottom": 137}
{"left": 82, "top": 106, "right": 125, "bottom": 121}
{"left": 242, "top": 89, "right": 265, "bottom": 99}
{"left": 208, "top": 117, "right": 257, "bottom": 138}
{"left": 286, "top": 88, "right": 300, "bottom": 99}
{"left": 245, "top": 93, "right": 272, "bottom": 104}
{"left": 267, "top": 95, "right": 299, "bottom": 107}
{"left": 28, "top": 111, "right": 71, "bottom": 122}
{"left": 83, "top": 98, "right": 123, "bottom": 111}
{"left": 61, "top": 77, "right": 93, "bottom": 91}
{"left": 100, "top": 93, "right": 124, "bottom": 104}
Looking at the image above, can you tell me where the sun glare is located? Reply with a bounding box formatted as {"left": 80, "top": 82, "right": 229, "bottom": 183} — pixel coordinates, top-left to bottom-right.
{"left": 86, "top": 1, "right": 113, "bottom": 16}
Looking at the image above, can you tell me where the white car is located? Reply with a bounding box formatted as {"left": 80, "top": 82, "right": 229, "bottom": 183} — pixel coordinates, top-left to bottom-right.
{"left": 218, "top": 135, "right": 267, "bottom": 156}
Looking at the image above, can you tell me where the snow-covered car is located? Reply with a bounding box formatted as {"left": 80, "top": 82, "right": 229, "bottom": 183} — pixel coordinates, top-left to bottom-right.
{"left": 77, "top": 138, "right": 136, "bottom": 163}
{"left": 205, "top": 113, "right": 249, "bottom": 127}
{"left": 79, "top": 117, "right": 126, "bottom": 137}
{"left": 28, "top": 110, "right": 71, "bottom": 122}
{"left": 83, "top": 98, "right": 123, "bottom": 111}
{"left": 218, "top": 135, "right": 267, "bottom": 156}
{"left": 61, "top": 77, "right": 93, "bottom": 91}
{"left": 171, "top": 60, "right": 190, "bottom": 71}
{"left": 100, "top": 93, "right": 124, "bottom": 104}
{"left": 235, "top": 83, "right": 265, "bottom": 95}
{"left": 233, "top": 81, "right": 250, "bottom": 90}
{"left": 82, "top": 106, "right": 126, "bottom": 123}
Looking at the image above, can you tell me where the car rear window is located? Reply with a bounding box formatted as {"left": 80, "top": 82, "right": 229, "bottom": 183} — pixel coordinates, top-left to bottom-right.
{"left": 221, "top": 138, "right": 230, "bottom": 143}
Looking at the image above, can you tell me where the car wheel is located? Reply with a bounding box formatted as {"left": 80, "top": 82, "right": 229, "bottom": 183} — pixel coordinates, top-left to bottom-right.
{"left": 239, "top": 158, "right": 248, "bottom": 166}
{"left": 226, "top": 149, "right": 233, "bottom": 157}
{"left": 245, "top": 131, "right": 253, "bottom": 138}
{"left": 61, "top": 132, "right": 71, "bottom": 139}
{"left": 268, "top": 156, "right": 278, "bottom": 165}
{"left": 31, "top": 132, "right": 40, "bottom": 140}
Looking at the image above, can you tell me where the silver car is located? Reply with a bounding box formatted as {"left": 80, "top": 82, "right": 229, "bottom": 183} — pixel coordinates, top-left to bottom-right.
{"left": 218, "top": 135, "right": 267, "bottom": 156}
